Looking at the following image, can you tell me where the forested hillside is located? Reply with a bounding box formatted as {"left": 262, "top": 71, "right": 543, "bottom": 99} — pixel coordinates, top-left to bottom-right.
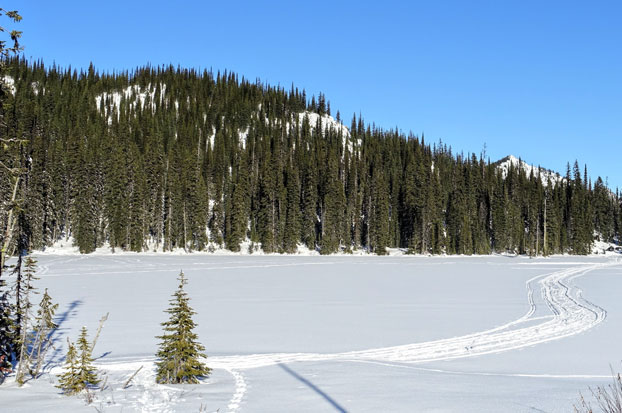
{"left": 1, "top": 58, "right": 620, "bottom": 256}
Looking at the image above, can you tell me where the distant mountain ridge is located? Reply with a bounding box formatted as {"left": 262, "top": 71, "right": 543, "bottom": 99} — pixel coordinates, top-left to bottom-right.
{"left": 494, "top": 155, "right": 564, "bottom": 186}
{"left": 0, "top": 58, "right": 619, "bottom": 256}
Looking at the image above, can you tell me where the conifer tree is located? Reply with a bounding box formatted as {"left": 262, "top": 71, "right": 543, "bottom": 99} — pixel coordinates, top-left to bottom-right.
{"left": 54, "top": 327, "right": 101, "bottom": 394}
{"left": 76, "top": 326, "right": 99, "bottom": 390}
{"left": 320, "top": 154, "right": 346, "bottom": 254}
{"left": 155, "top": 271, "right": 210, "bottom": 384}
{"left": 301, "top": 164, "right": 318, "bottom": 250}
{"left": 27, "top": 288, "right": 58, "bottom": 378}
{"left": 0, "top": 10, "right": 22, "bottom": 372}
{"left": 370, "top": 159, "right": 390, "bottom": 255}
{"left": 226, "top": 155, "right": 249, "bottom": 251}
{"left": 0, "top": 283, "right": 13, "bottom": 376}
{"left": 257, "top": 150, "right": 277, "bottom": 253}
{"left": 0, "top": 55, "right": 619, "bottom": 259}
{"left": 0, "top": 7, "right": 22, "bottom": 277}
{"left": 283, "top": 163, "right": 301, "bottom": 253}
{"left": 15, "top": 255, "right": 38, "bottom": 383}
{"left": 56, "top": 339, "right": 80, "bottom": 395}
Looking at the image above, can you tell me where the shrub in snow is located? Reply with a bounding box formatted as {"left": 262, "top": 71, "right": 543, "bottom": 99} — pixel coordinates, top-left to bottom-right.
{"left": 575, "top": 369, "right": 622, "bottom": 413}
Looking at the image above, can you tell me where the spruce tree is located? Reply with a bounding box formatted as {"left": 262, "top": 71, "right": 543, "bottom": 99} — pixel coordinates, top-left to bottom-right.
{"left": 226, "top": 154, "right": 249, "bottom": 251}
{"left": 301, "top": 165, "right": 318, "bottom": 250}
{"left": 320, "top": 154, "right": 346, "bottom": 254}
{"left": 0, "top": 283, "right": 13, "bottom": 376}
{"left": 15, "top": 255, "right": 38, "bottom": 383}
{"left": 283, "top": 163, "right": 301, "bottom": 253}
{"left": 155, "top": 271, "right": 210, "bottom": 384}
{"left": 55, "top": 327, "right": 100, "bottom": 395}
{"left": 0, "top": 8, "right": 22, "bottom": 276}
{"left": 0, "top": 55, "right": 619, "bottom": 259}
{"left": 76, "top": 326, "right": 100, "bottom": 390}
{"left": 27, "top": 288, "right": 58, "bottom": 378}
{"left": 56, "top": 340, "right": 80, "bottom": 395}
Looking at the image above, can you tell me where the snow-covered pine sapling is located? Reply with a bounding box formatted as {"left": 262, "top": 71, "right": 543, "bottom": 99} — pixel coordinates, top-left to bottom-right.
{"left": 27, "top": 288, "right": 59, "bottom": 378}
{"left": 155, "top": 271, "right": 210, "bottom": 384}
{"left": 56, "top": 327, "right": 100, "bottom": 397}
{"left": 15, "top": 255, "right": 39, "bottom": 385}
{"left": 56, "top": 339, "right": 80, "bottom": 395}
{"left": 76, "top": 326, "right": 100, "bottom": 391}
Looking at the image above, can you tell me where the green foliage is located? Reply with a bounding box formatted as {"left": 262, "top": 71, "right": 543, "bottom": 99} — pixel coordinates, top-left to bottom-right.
{"left": 76, "top": 327, "right": 99, "bottom": 388}
{"left": 27, "top": 288, "right": 58, "bottom": 378}
{"left": 56, "top": 340, "right": 80, "bottom": 395}
{"left": 0, "top": 58, "right": 618, "bottom": 257}
{"left": 0, "top": 8, "right": 22, "bottom": 60}
{"left": 155, "top": 271, "right": 210, "bottom": 384}
{"left": 320, "top": 154, "right": 346, "bottom": 254}
{"left": 0, "top": 8, "right": 22, "bottom": 372}
{"left": 57, "top": 327, "right": 100, "bottom": 395}
{"left": 283, "top": 163, "right": 301, "bottom": 253}
{"left": 15, "top": 255, "right": 38, "bottom": 380}
{"left": 0, "top": 283, "right": 13, "bottom": 375}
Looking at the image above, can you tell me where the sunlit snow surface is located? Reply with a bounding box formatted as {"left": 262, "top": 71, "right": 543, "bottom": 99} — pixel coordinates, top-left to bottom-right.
{"left": 2, "top": 254, "right": 622, "bottom": 412}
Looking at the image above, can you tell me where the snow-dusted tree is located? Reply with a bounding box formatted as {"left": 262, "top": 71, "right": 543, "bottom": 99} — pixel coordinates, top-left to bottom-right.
{"left": 26, "top": 288, "right": 58, "bottom": 378}
{"left": 0, "top": 285, "right": 13, "bottom": 377}
{"left": 76, "top": 327, "right": 100, "bottom": 389}
{"left": 155, "top": 271, "right": 210, "bottom": 384}
{"left": 0, "top": 7, "right": 23, "bottom": 278}
{"left": 15, "top": 255, "right": 38, "bottom": 384}
{"left": 0, "top": 8, "right": 23, "bottom": 379}
{"left": 56, "top": 327, "right": 100, "bottom": 395}
{"left": 15, "top": 255, "right": 39, "bottom": 340}
{"left": 56, "top": 339, "right": 80, "bottom": 395}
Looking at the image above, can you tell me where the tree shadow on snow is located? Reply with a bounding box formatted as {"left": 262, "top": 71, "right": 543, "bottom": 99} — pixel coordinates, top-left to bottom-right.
{"left": 94, "top": 351, "right": 111, "bottom": 361}
{"left": 278, "top": 363, "right": 348, "bottom": 413}
{"left": 43, "top": 299, "right": 83, "bottom": 372}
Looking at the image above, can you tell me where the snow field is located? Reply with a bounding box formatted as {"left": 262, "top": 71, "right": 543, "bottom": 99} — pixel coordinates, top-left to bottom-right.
{"left": 2, "top": 255, "right": 621, "bottom": 412}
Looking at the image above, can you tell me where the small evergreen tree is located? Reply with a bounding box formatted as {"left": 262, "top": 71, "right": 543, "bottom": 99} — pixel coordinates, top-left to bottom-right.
{"left": 76, "top": 326, "right": 100, "bottom": 390}
{"left": 56, "top": 327, "right": 99, "bottom": 395}
{"left": 56, "top": 340, "right": 80, "bottom": 395}
{"left": 27, "top": 288, "right": 58, "bottom": 378}
{"left": 155, "top": 271, "right": 210, "bottom": 384}
{"left": 15, "top": 255, "right": 39, "bottom": 384}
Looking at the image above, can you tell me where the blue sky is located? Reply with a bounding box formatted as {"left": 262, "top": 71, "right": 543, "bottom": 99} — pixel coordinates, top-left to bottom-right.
{"left": 11, "top": 0, "right": 622, "bottom": 188}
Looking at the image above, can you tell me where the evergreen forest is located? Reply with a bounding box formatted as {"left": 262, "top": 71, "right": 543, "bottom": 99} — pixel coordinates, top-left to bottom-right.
{"left": 1, "top": 57, "right": 621, "bottom": 257}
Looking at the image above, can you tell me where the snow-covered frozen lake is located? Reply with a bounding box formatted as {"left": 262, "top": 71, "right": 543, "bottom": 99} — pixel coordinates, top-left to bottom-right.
{"left": 2, "top": 254, "right": 621, "bottom": 412}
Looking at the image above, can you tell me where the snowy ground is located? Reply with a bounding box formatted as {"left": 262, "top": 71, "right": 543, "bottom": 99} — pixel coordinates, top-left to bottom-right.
{"left": 2, "top": 254, "right": 621, "bottom": 412}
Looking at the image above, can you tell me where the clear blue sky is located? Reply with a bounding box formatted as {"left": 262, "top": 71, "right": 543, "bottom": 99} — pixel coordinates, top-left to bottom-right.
{"left": 10, "top": 0, "right": 622, "bottom": 188}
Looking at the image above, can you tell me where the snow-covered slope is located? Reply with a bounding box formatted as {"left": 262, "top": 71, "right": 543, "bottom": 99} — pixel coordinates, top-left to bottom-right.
{"left": 298, "top": 111, "right": 350, "bottom": 138}
{"left": 495, "top": 155, "right": 564, "bottom": 186}
{"left": 2, "top": 75, "right": 16, "bottom": 94}
{"left": 296, "top": 111, "right": 359, "bottom": 154}
{"left": 2, "top": 75, "right": 42, "bottom": 95}
{"left": 95, "top": 84, "right": 167, "bottom": 115}
{"left": 94, "top": 84, "right": 357, "bottom": 153}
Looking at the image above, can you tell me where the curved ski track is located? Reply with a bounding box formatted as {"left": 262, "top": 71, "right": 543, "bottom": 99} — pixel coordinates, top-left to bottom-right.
{"left": 208, "top": 260, "right": 617, "bottom": 370}
{"left": 90, "top": 258, "right": 618, "bottom": 412}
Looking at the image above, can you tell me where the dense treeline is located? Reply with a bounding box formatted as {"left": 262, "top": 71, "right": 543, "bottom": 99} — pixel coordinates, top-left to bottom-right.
{"left": 1, "top": 58, "right": 621, "bottom": 256}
